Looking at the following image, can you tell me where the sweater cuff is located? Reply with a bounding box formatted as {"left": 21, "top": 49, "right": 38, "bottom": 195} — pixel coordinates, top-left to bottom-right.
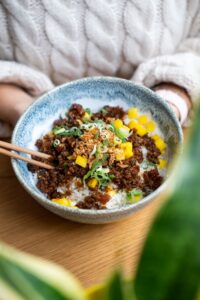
{"left": 0, "top": 61, "right": 55, "bottom": 96}
{"left": 132, "top": 53, "right": 200, "bottom": 102}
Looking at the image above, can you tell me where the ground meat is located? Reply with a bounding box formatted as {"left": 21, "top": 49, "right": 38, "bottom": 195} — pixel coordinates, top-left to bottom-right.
{"left": 76, "top": 191, "right": 110, "bottom": 209}
{"left": 53, "top": 118, "right": 69, "bottom": 127}
{"left": 67, "top": 103, "right": 85, "bottom": 126}
{"left": 36, "top": 169, "right": 65, "bottom": 198}
{"left": 35, "top": 135, "right": 55, "bottom": 155}
{"left": 92, "top": 105, "right": 125, "bottom": 122}
{"left": 143, "top": 169, "right": 163, "bottom": 191}
{"left": 129, "top": 130, "right": 161, "bottom": 164}
{"left": 128, "top": 130, "right": 144, "bottom": 147}
{"left": 110, "top": 157, "right": 142, "bottom": 191}
{"left": 64, "top": 160, "right": 88, "bottom": 179}
{"left": 134, "top": 147, "right": 143, "bottom": 163}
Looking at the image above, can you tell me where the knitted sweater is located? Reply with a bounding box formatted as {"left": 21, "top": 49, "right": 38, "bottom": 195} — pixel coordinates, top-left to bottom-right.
{"left": 0, "top": 0, "right": 200, "bottom": 136}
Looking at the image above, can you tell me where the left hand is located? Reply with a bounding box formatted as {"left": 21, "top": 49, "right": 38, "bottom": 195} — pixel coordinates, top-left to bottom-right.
{"left": 153, "top": 83, "right": 192, "bottom": 125}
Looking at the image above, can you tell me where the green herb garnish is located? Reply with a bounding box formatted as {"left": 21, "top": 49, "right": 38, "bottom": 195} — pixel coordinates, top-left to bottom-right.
{"left": 83, "top": 154, "right": 109, "bottom": 182}
{"left": 93, "top": 168, "right": 113, "bottom": 189}
{"left": 110, "top": 123, "right": 127, "bottom": 142}
{"left": 126, "top": 189, "right": 143, "bottom": 204}
{"left": 85, "top": 108, "right": 92, "bottom": 116}
{"left": 141, "top": 160, "right": 156, "bottom": 170}
{"left": 53, "top": 126, "right": 82, "bottom": 137}
{"left": 101, "top": 107, "right": 108, "bottom": 115}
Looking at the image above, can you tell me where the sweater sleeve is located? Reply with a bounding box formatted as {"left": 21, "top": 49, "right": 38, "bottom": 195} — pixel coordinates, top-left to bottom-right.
{"left": 132, "top": 12, "right": 200, "bottom": 102}
{"left": 0, "top": 61, "right": 55, "bottom": 137}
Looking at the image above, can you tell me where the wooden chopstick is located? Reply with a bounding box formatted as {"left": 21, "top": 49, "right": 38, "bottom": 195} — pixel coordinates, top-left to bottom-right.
{"left": 0, "top": 141, "right": 54, "bottom": 170}
{"left": 0, "top": 141, "right": 52, "bottom": 160}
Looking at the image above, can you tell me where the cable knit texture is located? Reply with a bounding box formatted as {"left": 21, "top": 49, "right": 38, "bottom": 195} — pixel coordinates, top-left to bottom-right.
{"left": 0, "top": 0, "right": 200, "bottom": 136}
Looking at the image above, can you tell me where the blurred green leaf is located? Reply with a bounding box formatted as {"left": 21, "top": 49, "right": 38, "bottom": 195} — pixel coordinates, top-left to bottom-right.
{"left": 134, "top": 103, "right": 200, "bottom": 300}
{"left": 0, "top": 243, "right": 85, "bottom": 300}
{"left": 104, "top": 270, "right": 136, "bottom": 300}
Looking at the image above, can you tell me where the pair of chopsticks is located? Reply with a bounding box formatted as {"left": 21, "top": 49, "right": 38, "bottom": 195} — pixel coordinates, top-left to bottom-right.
{"left": 0, "top": 141, "right": 54, "bottom": 170}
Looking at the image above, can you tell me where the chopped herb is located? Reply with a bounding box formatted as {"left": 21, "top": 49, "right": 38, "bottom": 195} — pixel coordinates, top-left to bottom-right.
{"left": 110, "top": 123, "right": 127, "bottom": 142}
{"left": 101, "top": 107, "right": 108, "bottom": 115}
{"left": 53, "top": 127, "right": 66, "bottom": 135}
{"left": 85, "top": 108, "right": 92, "bottom": 116}
{"left": 83, "top": 154, "right": 109, "bottom": 182}
{"left": 102, "top": 139, "right": 109, "bottom": 146}
{"left": 93, "top": 167, "right": 113, "bottom": 189}
{"left": 63, "top": 162, "right": 68, "bottom": 170}
{"left": 126, "top": 189, "right": 143, "bottom": 204}
{"left": 53, "top": 139, "right": 60, "bottom": 147}
{"left": 141, "top": 160, "right": 156, "bottom": 170}
{"left": 53, "top": 126, "right": 82, "bottom": 137}
{"left": 94, "top": 133, "right": 100, "bottom": 139}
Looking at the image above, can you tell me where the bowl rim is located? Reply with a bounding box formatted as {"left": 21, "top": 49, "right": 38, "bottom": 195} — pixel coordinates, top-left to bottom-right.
{"left": 11, "top": 76, "right": 183, "bottom": 217}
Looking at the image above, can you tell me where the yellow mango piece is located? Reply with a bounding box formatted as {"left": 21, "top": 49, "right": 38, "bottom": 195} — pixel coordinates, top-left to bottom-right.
{"left": 52, "top": 198, "right": 76, "bottom": 208}
{"left": 83, "top": 112, "right": 91, "bottom": 120}
{"left": 146, "top": 121, "right": 156, "bottom": 132}
{"left": 138, "top": 115, "right": 148, "bottom": 125}
{"left": 134, "top": 194, "right": 142, "bottom": 201}
{"left": 128, "top": 120, "right": 139, "bottom": 130}
{"left": 121, "top": 142, "right": 133, "bottom": 159}
{"left": 158, "top": 159, "right": 167, "bottom": 169}
{"left": 107, "top": 189, "right": 116, "bottom": 196}
{"left": 134, "top": 195, "right": 142, "bottom": 201}
{"left": 137, "top": 124, "right": 147, "bottom": 136}
{"left": 116, "top": 151, "right": 125, "bottom": 161}
{"left": 155, "top": 138, "right": 166, "bottom": 152}
{"left": 75, "top": 155, "right": 87, "bottom": 168}
{"left": 152, "top": 134, "right": 160, "bottom": 141}
{"left": 128, "top": 107, "right": 138, "bottom": 119}
{"left": 88, "top": 178, "right": 98, "bottom": 189}
{"left": 113, "top": 119, "right": 123, "bottom": 128}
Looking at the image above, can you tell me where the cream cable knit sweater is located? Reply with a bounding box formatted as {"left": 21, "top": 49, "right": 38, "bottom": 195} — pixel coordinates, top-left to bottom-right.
{"left": 0, "top": 0, "right": 200, "bottom": 136}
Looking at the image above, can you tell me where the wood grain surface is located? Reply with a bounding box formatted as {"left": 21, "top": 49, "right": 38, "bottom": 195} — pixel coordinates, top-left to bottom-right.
{"left": 0, "top": 153, "right": 164, "bottom": 288}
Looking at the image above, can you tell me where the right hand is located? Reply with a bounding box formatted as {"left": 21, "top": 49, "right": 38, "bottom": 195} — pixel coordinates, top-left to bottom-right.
{"left": 0, "top": 83, "right": 34, "bottom": 126}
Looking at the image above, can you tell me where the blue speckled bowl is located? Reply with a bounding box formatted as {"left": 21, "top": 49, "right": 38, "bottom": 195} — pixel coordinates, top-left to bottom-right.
{"left": 12, "top": 77, "right": 183, "bottom": 224}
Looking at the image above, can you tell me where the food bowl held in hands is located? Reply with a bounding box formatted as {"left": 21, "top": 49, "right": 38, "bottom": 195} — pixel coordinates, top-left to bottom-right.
{"left": 12, "top": 77, "right": 183, "bottom": 224}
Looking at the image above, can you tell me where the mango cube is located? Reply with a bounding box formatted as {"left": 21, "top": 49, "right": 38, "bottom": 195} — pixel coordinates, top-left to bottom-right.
{"left": 152, "top": 134, "right": 160, "bottom": 141}
{"left": 83, "top": 112, "right": 91, "bottom": 120}
{"left": 114, "top": 119, "right": 123, "bottom": 128}
{"left": 155, "top": 138, "right": 166, "bottom": 152}
{"left": 52, "top": 198, "right": 75, "bottom": 208}
{"left": 107, "top": 190, "right": 116, "bottom": 196}
{"left": 116, "top": 151, "right": 125, "bottom": 161}
{"left": 128, "top": 107, "right": 138, "bottom": 119}
{"left": 138, "top": 115, "right": 148, "bottom": 125}
{"left": 134, "top": 194, "right": 142, "bottom": 201}
{"left": 88, "top": 178, "right": 98, "bottom": 189}
{"left": 146, "top": 121, "right": 156, "bottom": 132}
{"left": 128, "top": 120, "right": 139, "bottom": 130}
{"left": 121, "top": 142, "right": 133, "bottom": 159}
{"left": 158, "top": 159, "right": 167, "bottom": 169}
{"left": 75, "top": 155, "right": 87, "bottom": 168}
{"left": 137, "top": 124, "right": 147, "bottom": 136}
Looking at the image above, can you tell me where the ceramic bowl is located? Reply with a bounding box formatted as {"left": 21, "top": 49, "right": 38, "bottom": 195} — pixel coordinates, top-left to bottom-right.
{"left": 12, "top": 77, "right": 183, "bottom": 224}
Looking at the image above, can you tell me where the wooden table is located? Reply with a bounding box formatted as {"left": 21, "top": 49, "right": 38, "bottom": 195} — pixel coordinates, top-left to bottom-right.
{"left": 0, "top": 153, "right": 163, "bottom": 288}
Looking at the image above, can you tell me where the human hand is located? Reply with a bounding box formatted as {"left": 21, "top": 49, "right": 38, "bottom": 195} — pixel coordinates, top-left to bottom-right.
{"left": 0, "top": 83, "right": 34, "bottom": 126}
{"left": 154, "top": 83, "right": 191, "bottom": 125}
